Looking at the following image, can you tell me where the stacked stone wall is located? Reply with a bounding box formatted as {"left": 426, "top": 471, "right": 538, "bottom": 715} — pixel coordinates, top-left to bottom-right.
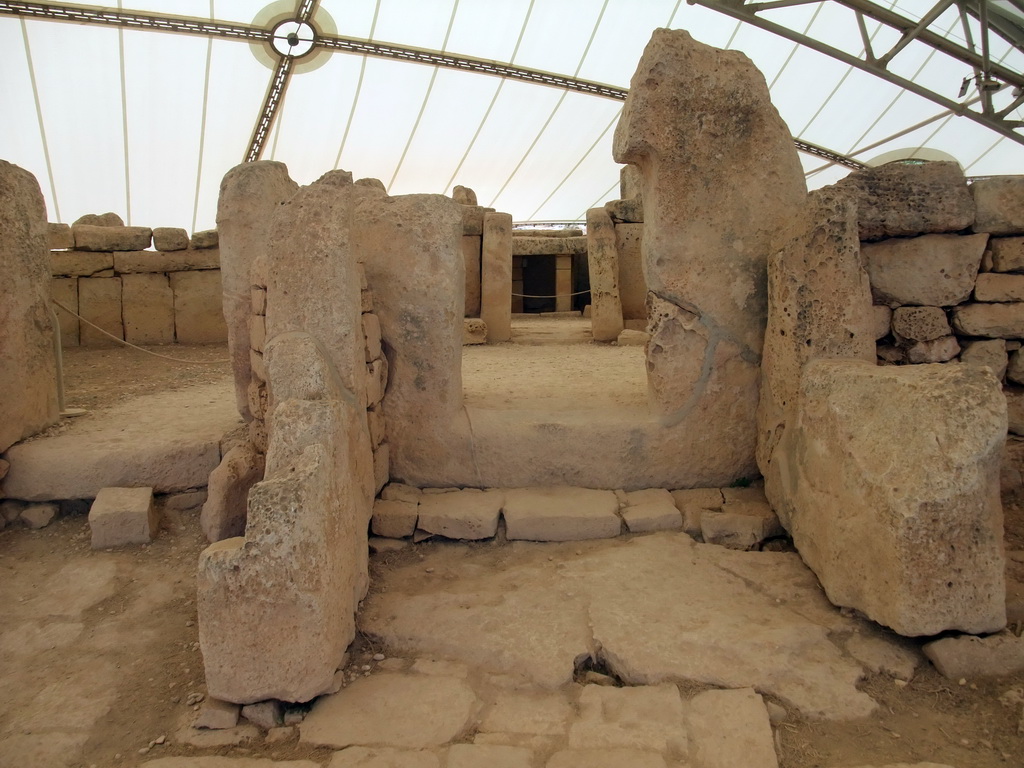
{"left": 47, "top": 221, "right": 226, "bottom": 347}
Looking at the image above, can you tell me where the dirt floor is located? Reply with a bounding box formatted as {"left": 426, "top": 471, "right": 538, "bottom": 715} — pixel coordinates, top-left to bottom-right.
{"left": 1, "top": 335, "right": 1023, "bottom": 767}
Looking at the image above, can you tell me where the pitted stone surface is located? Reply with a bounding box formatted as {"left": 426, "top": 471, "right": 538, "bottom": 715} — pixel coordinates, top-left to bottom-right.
{"left": 300, "top": 673, "right": 478, "bottom": 749}
{"left": 973, "top": 176, "right": 1024, "bottom": 235}
{"left": 862, "top": 233, "right": 987, "bottom": 307}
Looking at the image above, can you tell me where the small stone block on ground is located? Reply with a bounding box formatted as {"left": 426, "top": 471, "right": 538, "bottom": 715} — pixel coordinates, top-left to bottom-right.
{"left": 446, "top": 744, "right": 533, "bottom": 768}
{"left": 503, "top": 487, "right": 621, "bottom": 541}
{"left": 194, "top": 697, "right": 240, "bottom": 730}
{"left": 923, "top": 632, "right": 1024, "bottom": 679}
{"left": 88, "top": 486, "right": 158, "bottom": 548}
{"left": 686, "top": 688, "right": 778, "bottom": 768}
{"left": 417, "top": 489, "right": 503, "bottom": 540}
{"left": 701, "top": 502, "right": 783, "bottom": 550}
{"left": 622, "top": 488, "right": 682, "bottom": 533}
{"left": 371, "top": 498, "right": 418, "bottom": 539}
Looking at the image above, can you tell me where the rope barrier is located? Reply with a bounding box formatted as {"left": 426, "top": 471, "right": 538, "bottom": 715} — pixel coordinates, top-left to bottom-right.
{"left": 511, "top": 289, "right": 592, "bottom": 299}
{"left": 51, "top": 299, "right": 231, "bottom": 364}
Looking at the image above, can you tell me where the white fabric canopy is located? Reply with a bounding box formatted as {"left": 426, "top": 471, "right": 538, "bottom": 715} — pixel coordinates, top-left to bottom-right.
{"left": 2, "top": 0, "right": 1022, "bottom": 231}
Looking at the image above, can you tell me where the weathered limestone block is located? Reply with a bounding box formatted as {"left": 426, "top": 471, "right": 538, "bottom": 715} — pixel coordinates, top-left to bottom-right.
{"left": 0, "top": 161, "right": 60, "bottom": 451}
{"left": 952, "top": 302, "right": 1024, "bottom": 338}
{"left": 74, "top": 212, "right": 123, "bottom": 227}
{"left": 417, "top": 489, "right": 503, "bottom": 540}
{"left": 50, "top": 250, "right": 113, "bottom": 276}
{"left": 621, "top": 488, "right": 681, "bottom": 534}
{"left": 462, "top": 235, "right": 481, "bottom": 316}
{"left": 503, "top": 487, "right": 620, "bottom": 541}
{"left": 88, "top": 486, "right": 158, "bottom": 548}
{"left": 122, "top": 273, "right": 174, "bottom": 344}
{"left": 973, "top": 176, "right": 1024, "bottom": 235}
{"left": 357, "top": 193, "right": 473, "bottom": 486}
{"left": 615, "top": 29, "right": 805, "bottom": 458}
{"left": 923, "top": 632, "right": 1024, "bottom": 679}
{"left": 153, "top": 227, "right": 189, "bottom": 251}
{"left": 620, "top": 163, "right": 643, "bottom": 200}
{"left": 605, "top": 198, "right": 643, "bottom": 223}
{"left": 907, "top": 336, "right": 961, "bottom": 363}
{"left": 481, "top": 212, "right": 513, "bottom": 342}
{"left": 891, "top": 306, "right": 950, "bottom": 343}
{"left": 616, "top": 223, "right": 645, "bottom": 321}
{"left": 769, "top": 359, "right": 1006, "bottom": 636}
{"left": 362, "top": 313, "right": 381, "bottom": 363}
{"left": 200, "top": 442, "right": 265, "bottom": 542}
{"left": 72, "top": 224, "right": 152, "bottom": 251}
{"left": 990, "top": 236, "right": 1024, "bottom": 272}
{"left": 960, "top": 339, "right": 1008, "bottom": 380}
{"left": 834, "top": 161, "right": 974, "bottom": 241}
{"left": 170, "top": 270, "right": 227, "bottom": 343}
{"left": 1009, "top": 349, "right": 1024, "bottom": 384}
{"left": 701, "top": 502, "right": 782, "bottom": 550}
{"left": 586, "top": 207, "right": 624, "bottom": 342}
{"left": 114, "top": 248, "right": 219, "bottom": 273}
{"left": 975, "top": 272, "right": 1024, "bottom": 302}
{"left": 452, "top": 185, "right": 477, "bottom": 206}
{"left": 511, "top": 236, "right": 584, "bottom": 256}
{"left": 686, "top": 688, "right": 778, "bottom": 768}
{"left": 191, "top": 229, "right": 219, "bottom": 248}
{"left": 250, "top": 314, "right": 266, "bottom": 353}
{"left": 217, "top": 161, "right": 299, "bottom": 420}
{"left": 79, "top": 276, "right": 123, "bottom": 346}
{"left": 47, "top": 222, "right": 73, "bottom": 249}
{"left": 757, "top": 188, "right": 874, "bottom": 480}
{"left": 862, "top": 233, "right": 988, "bottom": 307}
{"left": 463, "top": 318, "right": 487, "bottom": 345}
{"left": 51, "top": 277, "right": 79, "bottom": 347}
{"left": 371, "top": 498, "right": 417, "bottom": 538}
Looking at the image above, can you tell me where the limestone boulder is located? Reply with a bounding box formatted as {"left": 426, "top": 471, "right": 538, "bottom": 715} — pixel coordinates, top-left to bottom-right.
{"left": 862, "top": 233, "right": 988, "bottom": 307}
{"left": 217, "top": 161, "right": 299, "bottom": 420}
{"left": 0, "top": 160, "right": 59, "bottom": 452}
{"left": 834, "top": 161, "right": 974, "bottom": 240}
{"left": 770, "top": 359, "right": 1007, "bottom": 636}
{"left": 973, "top": 176, "right": 1024, "bottom": 235}
{"left": 452, "top": 185, "right": 477, "bottom": 206}
{"left": 959, "top": 339, "right": 1008, "bottom": 380}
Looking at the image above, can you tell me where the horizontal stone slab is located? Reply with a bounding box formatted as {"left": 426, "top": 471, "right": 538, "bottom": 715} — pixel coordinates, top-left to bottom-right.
{"left": 503, "top": 486, "right": 621, "bottom": 541}
{"left": 113, "top": 248, "right": 220, "bottom": 273}
{"left": 990, "top": 236, "right": 1024, "bottom": 272}
{"left": 952, "top": 302, "right": 1024, "bottom": 338}
{"left": 511, "top": 237, "right": 587, "bottom": 256}
{"left": 72, "top": 224, "right": 152, "bottom": 251}
{"left": 50, "top": 250, "right": 113, "bottom": 277}
{"left": 975, "top": 272, "right": 1024, "bottom": 302}
{"left": 862, "top": 233, "right": 987, "bottom": 307}
{"left": 417, "top": 488, "right": 503, "bottom": 540}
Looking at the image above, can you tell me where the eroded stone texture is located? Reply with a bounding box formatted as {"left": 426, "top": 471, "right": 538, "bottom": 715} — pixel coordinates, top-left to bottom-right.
{"left": 481, "top": 212, "right": 513, "bottom": 342}
{"left": 834, "top": 161, "right": 974, "bottom": 241}
{"left": 953, "top": 302, "right": 1024, "bottom": 338}
{"left": 356, "top": 193, "right": 474, "bottom": 487}
{"left": 217, "top": 161, "right": 299, "bottom": 420}
{"left": 123, "top": 273, "right": 174, "bottom": 344}
{"left": 769, "top": 359, "right": 1006, "bottom": 636}
{"left": 586, "top": 207, "right": 624, "bottom": 342}
{"left": 757, "top": 188, "right": 874, "bottom": 492}
{"left": 616, "top": 223, "right": 645, "bottom": 321}
{"left": 960, "top": 339, "right": 1008, "bottom": 380}
{"left": 613, "top": 28, "right": 805, "bottom": 453}
{"left": 201, "top": 442, "right": 265, "bottom": 542}
{"left": 0, "top": 160, "right": 58, "bottom": 452}
{"left": 990, "top": 236, "right": 1024, "bottom": 272}
{"left": 891, "top": 306, "right": 949, "bottom": 343}
{"left": 862, "top": 233, "right": 988, "bottom": 307}
{"left": 973, "top": 176, "right": 1024, "bottom": 235}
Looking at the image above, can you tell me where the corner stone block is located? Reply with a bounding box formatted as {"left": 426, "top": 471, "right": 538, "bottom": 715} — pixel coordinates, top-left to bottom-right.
{"left": 122, "top": 273, "right": 174, "bottom": 344}
{"left": 771, "top": 359, "right": 1007, "bottom": 636}
{"left": 78, "top": 276, "right": 123, "bottom": 346}
{"left": 88, "top": 487, "right": 158, "bottom": 548}
{"left": 47, "top": 222, "right": 74, "bottom": 250}
{"left": 170, "top": 270, "right": 228, "bottom": 343}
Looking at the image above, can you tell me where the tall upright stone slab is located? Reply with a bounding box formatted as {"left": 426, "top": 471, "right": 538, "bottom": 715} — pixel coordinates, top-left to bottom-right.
{"left": 0, "top": 160, "right": 59, "bottom": 453}
{"left": 481, "top": 212, "right": 512, "bottom": 343}
{"left": 757, "top": 188, "right": 875, "bottom": 520}
{"left": 613, "top": 28, "right": 806, "bottom": 441}
{"left": 586, "top": 207, "right": 624, "bottom": 342}
{"left": 217, "top": 161, "right": 298, "bottom": 420}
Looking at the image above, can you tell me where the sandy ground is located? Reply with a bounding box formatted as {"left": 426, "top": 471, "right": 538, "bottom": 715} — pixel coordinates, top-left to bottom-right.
{"left": 1, "top": 329, "right": 1023, "bottom": 766}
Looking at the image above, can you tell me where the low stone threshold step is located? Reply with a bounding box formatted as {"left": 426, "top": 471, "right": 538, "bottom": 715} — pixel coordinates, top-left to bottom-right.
{"left": 2, "top": 382, "right": 241, "bottom": 501}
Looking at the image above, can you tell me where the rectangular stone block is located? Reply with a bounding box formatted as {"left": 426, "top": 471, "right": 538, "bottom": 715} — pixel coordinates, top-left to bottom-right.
{"left": 363, "top": 312, "right": 382, "bottom": 362}
{"left": 605, "top": 198, "right": 644, "bottom": 223}
{"left": 191, "top": 229, "right": 219, "bottom": 248}
{"left": 481, "top": 213, "right": 513, "bottom": 342}
{"left": 48, "top": 222, "right": 74, "bottom": 250}
{"left": 990, "top": 236, "right": 1024, "bottom": 272}
{"left": 50, "top": 250, "right": 113, "bottom": 277}
{"left": 371, "top": 498, "right": 416, "bottom": 539}
{"left": 512, "top": 237, "right": 574, "bottom": 256}
{"left": 123, "top": 273, "right": 174, "bottom": 344}
{"left": 153, "top": 226, "right": 189, "bottom": 251}
{"left": 170, "top": 269, "right": 227, "bottom": 343}
{"left": 503, "top": 487, "right": 621, "bottom": 541}
{"left": 252, "top": 286, "right": 267, "bottom": 316}
{"left": 249, "top": 313, "right": 266, "bottom": 353}
{"left": 555, "top": 254, "right": 572, "bottom": 312}
{"left": 462, "top": 235, "right": 482, "bottom": 317}
{"left": 952, "top": 302, "right": 1024, "bottom": 338}
{"left": 621, "top": 488, "right": 681, "bottom": 534}
{"left": 73, "top": 224, "right": 152, "bottom": 251}
{"left": 973, "top": 176, "right": 1024, "bottom": 235}
{"left": 616, "top": 223, "right": 645, "bottom": 320}
{"left": 78, "top": 276, "right": 123, "bottom": 346}
{"left": 862, "top": 233, "right": 987, "bottom": 307}
{"left": 114, "top": 248, "right": 220, "bottom": 273}
{"left": 687, "top": 688, "right": 777, "bottom": 768}
{"left": 51, "top": 277, "right": 79, "bottom": 347}
{"left": 88, "top": 486, "right": 158, "bottom": 548}
{"left": 417, "top": 489, "right": 503, "bottom": 540}
{"left": 462, "top": 205, "right": 487, "bottom": 236}
{"left": 975, "top": 273, "right": 1024, "bottom": 302}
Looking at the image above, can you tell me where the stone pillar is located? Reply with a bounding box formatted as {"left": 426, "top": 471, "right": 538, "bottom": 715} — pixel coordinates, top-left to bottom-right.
{"left": 586, "top": 207, "right": 624, "bottom": 342}
{"left": 217, "top": 161, "right": 298, "bottom": 421}
{"left": 481, "top": 212, "right": 512, "bottom": 342}
{"left": 613, "top": 29, "right": 806, "bottom": 434}
{"left": 0, "top": 160, "right": 59, "bottom": 453}
{"left": 555, "top": 254, "right": 572, "bottom": 312}
{"left": 462, "top": 235, "right": 481, "bottom": 317}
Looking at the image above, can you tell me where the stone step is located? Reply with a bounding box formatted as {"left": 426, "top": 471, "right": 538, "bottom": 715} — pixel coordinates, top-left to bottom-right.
{"left": 372, "top": 482, "right": 783, "bottom": 550}
{"left": 2, "top": 381, "right": 240, "bottom": 501}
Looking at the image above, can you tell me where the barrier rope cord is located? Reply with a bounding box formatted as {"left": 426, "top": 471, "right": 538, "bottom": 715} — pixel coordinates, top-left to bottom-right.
{"left": 51, "top": 299, "right": 231, "bottom": 364}
{"left": 511, "top": 289, "right": 591, "bottom": 299}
